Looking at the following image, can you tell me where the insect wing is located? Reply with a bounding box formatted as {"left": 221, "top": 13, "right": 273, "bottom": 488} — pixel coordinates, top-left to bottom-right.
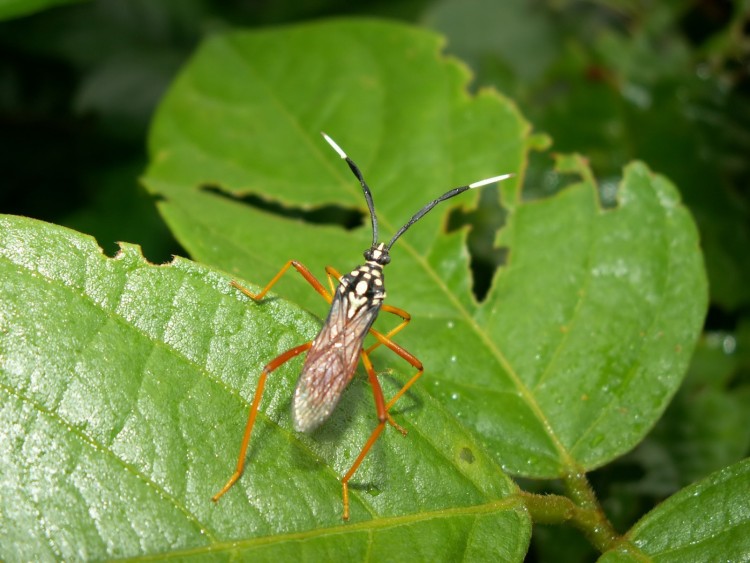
{"left": 292, "top": 292, "right": 380, "bottom": 432}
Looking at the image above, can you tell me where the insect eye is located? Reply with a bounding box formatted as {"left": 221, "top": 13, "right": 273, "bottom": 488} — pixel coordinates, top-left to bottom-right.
{"left": 363, "top": 248, "right": 390, "bottom": 265}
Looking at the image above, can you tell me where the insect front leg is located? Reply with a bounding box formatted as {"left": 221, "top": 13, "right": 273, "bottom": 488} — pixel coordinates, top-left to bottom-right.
{"left": 231, "top": 260, "right": 333, "bottom": 304}
{"left": 212, "top": 341, "right": 312, "bottom": 502}
{"left": 324, "top": 265, "right": 343, "bottom": 296}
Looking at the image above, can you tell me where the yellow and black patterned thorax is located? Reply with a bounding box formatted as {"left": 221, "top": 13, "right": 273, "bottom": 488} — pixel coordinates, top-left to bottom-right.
{"left": 336, "top": 262, "right": 386, "bottom": 319}
{"left": 335, "top": 241, "right": 389, "bottom": 320}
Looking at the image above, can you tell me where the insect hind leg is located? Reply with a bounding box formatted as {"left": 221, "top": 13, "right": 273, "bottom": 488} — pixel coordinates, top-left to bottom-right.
{"left": 340, "top": 350, "right": 389, "bottom": 520}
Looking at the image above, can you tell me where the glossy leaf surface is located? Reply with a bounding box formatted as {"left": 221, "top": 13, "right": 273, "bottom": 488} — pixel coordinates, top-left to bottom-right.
{"left": 0, "top": 215, "right": 527, "bottom": 560}
{"left": 599, "top": 459, "right": 750, "bottom": 562}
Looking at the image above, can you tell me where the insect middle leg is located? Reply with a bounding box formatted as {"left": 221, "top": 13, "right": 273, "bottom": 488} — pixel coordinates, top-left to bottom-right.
{"left": 370, "top": 329, "right": 425, "bottom": 411}
{"left": 212, "top": 341, "right": 312, "bottom": 502}
{"left": 365, "top": 304, "right": 411, "bottom": 355}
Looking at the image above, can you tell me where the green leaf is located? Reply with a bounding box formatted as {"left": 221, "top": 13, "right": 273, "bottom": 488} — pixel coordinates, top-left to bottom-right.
{"left": 0, "top": 215, "right": 527, "bottom": 560}
{"left": 144, "top": 20, "right": 707, "bottom": 480}
{"left": 476, "top": 155, "right": 708, "bottom": 475}
{"left": 144, "top": 19, "right": 528, "bottom": 309}
{"left": 0, "top": 0, "right": 85, "bottom": 21}
{"left": 599, "top": 458, "right": 750, "bottom": 562}
{"left": 618, "top": 329, "right": 750, "bottom": 498}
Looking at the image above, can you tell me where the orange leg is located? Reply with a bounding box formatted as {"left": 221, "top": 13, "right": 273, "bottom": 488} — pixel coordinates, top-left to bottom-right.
{"left": 369, "top": 329, "right": 424, "bottom": 410}
{"left": 340, "top": 334, "right": 424, "bottom": 520}
{"left": 218, "top": 262, "right": 342, "bottom": 502}
{"left": 324, "top": 266, "right": 343, "bottom": 296}
{"left": 341, "top": 350, "right": 387, "bottom": 520}
{"left": 212, "top": 341, "right": 313, "bottom": 502}
{"left": 365, "top": 304, "right": 411, "bottom": 354}
{"left": 231, "top": 260, "right": 333, "bottom": 304}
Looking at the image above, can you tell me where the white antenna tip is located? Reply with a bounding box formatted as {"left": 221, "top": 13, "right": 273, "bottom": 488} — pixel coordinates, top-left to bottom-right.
{"left": 321, "top": 132, "right": 347, "bottom": 159}
{"left": 469, "top": 173, "right": 515, "bottom": 189}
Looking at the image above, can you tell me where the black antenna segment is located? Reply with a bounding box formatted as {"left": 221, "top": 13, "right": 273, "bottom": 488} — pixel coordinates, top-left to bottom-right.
{"left": 386, "top": 174, "right": 511, "bottom": 249}
{"left": 322, "top": 133, "right": 379, "bottom": 247}
{"left": 321, "top": 132, "right": 513, "bottom": 250}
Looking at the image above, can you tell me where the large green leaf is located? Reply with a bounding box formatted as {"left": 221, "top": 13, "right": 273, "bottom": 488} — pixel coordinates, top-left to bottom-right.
{"left": 144, "top": 19, "right": 528, "bottom": 307}
{"left": 0, "top": 16, "right": 712, "bottom": 561}
{"left": 599, "top": 458, "right": 750, "bottom": 562}
{"left": 0, "top": 215, "right": 527, "bottom": 560}
{"left": 425, "top": 0, "right": 750, "bottom": 311}
{"left": 143, "top": 20, "right": 707, "bottom": 480}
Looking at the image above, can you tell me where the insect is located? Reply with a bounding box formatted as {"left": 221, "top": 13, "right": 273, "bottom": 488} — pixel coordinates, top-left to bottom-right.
{"left": 212, "top": 133, "right": 512, "bottom": 520}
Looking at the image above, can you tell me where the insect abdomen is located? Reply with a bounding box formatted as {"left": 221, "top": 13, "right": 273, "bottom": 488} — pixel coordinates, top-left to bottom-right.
{"left": 292, "top": 268, "right": 383, "bottom": 432}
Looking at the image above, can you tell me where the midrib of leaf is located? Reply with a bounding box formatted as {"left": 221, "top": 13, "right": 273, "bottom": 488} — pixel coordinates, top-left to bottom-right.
{"left": 393, "top": 200, "right": 576, "bottom": 471}
{"left": 0, "top": 254, "right": 220, "bottom": 542}
{"left": 125, "top": 497, "right": 525, "bottom": 561}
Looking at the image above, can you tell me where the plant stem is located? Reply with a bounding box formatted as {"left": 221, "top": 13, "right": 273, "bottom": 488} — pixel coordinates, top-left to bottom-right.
{"left": 520, "top": 472, "right": 620, "bottom": 553}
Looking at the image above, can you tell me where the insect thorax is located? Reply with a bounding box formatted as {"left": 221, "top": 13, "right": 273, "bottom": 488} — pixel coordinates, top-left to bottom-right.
{"left": 337, "top": 260, "right": 386, "bottom": 317}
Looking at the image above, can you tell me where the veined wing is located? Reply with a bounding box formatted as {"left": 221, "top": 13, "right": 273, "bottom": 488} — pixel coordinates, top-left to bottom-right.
{"left": 292, "top": 293, "right": 380, "bottom": 432}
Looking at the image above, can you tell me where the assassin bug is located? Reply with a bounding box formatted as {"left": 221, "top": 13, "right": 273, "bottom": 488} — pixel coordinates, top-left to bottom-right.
{"left": 212, "top": 133, "right": 512, "bottom": 519}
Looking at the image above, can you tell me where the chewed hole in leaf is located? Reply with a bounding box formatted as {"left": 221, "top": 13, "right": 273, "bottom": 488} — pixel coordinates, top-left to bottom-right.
{"left": 598, "top": 178, "right": 620, "bottom": 209}
{"left": 446, "top": 185, "right": 509, "bottom": 301}
{"left": 202, "top": 184, "right": 364, "bottom": 230}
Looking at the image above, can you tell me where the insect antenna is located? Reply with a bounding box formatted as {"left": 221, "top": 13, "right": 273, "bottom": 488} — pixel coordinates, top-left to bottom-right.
{"left": 386, "top": 173, "right": 513, "bottom": 250}
{"left": 322, "top": 132, "right": 379, "bottom": 247}
{"left": 321, "top": 132, "right": 513, "bottom": 251}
